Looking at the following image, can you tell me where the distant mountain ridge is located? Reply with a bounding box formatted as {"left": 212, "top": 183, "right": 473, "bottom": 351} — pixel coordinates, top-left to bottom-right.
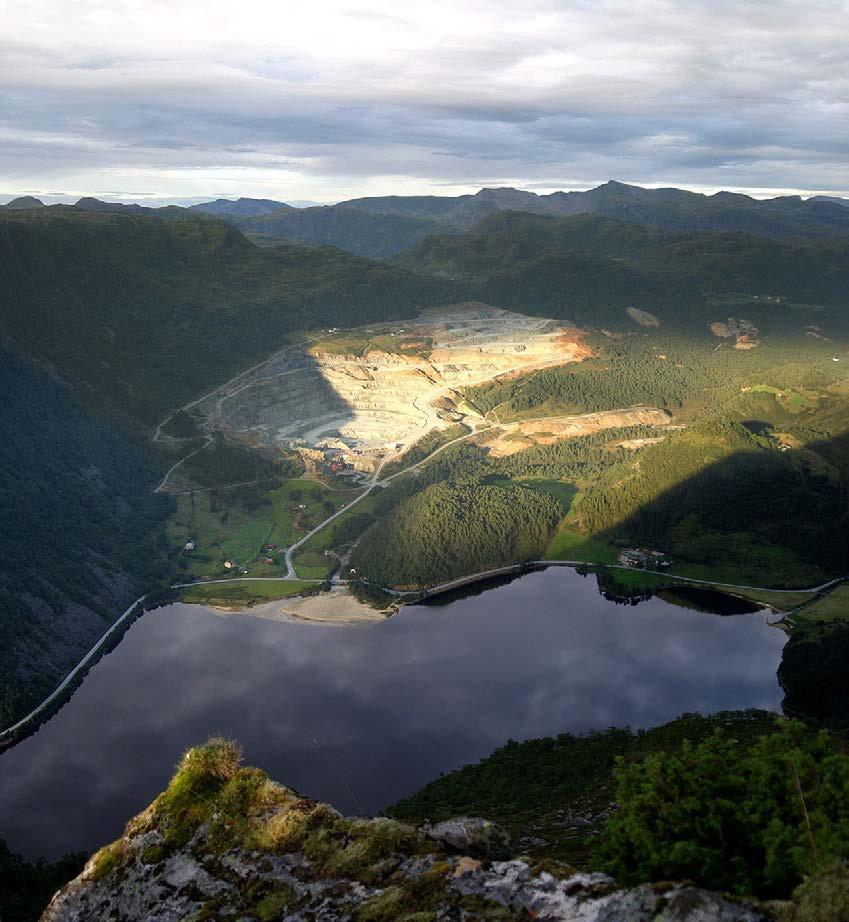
{"left": 226, "top": 180, "right": 849, "bottom": 257}
{"left": 0, "top": 196, "right": 45, "bottom": 210}
{"left": 189, "top": 197, "right": 291, "bottom": 218}
{"left": 6, "top": 183, "right": 849, "bottom": 258}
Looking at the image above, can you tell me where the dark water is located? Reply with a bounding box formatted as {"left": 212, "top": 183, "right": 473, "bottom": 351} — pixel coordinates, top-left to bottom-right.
{"left": 655, "top": 586, "right": 763, "bottom": 615}
{"left": 0, "top": 568, "right": 785, "bottom": 860}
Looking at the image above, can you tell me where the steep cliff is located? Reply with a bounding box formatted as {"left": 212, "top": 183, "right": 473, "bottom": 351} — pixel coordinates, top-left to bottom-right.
{"left": 42, "top": 740, "right": 767, "bottom": 922}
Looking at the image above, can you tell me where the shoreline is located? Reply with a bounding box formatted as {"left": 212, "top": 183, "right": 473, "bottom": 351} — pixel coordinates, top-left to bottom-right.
{"left": 0, "top": 593, "right": 149, "bottom": 751}
{"left": 3, "top": 561, "right": 841, "bottom": 752}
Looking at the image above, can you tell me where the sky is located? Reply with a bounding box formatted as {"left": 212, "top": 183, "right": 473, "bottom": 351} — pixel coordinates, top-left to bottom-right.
{"left": 2, "top": 0, "right": 849, "bottom": 205}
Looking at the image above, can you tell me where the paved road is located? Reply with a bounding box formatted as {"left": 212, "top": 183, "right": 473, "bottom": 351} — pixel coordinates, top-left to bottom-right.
{"left": 0, "top": 593, "right": 148, "bottom": 743}
{"left": 381, "top": 561, "right": 845, "bottom": 599}
{"left": 172, "top": 576, "right": 323, "bottom": 588}
{"left": 282, "top": 425, "right": 491, "bottom": 579}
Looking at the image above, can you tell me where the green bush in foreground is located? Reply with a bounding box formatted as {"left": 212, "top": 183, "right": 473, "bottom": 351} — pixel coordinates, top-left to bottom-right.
{"left": 598, "top": 722, "right": 849, "bottom": 898}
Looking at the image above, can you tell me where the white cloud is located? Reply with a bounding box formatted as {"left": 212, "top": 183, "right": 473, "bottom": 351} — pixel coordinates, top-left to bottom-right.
{"left": 1, "top": 0, "right": 848, "bottom": 201}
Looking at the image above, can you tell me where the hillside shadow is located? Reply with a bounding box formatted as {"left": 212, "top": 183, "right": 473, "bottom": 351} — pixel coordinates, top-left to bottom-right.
{"left": 587, "top": 428, "right": 849, "bottom": 586}
{"left": 210, "top": 349, "right": 356, "bottom": 450}
{"left": 579, "top": 428, "right": 849, "bottom": 727}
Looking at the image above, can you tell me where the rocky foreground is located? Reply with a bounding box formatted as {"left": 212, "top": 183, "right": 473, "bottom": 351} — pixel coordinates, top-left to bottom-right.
{"left": 42, "top": 739, "right": 772, "bottom": 922}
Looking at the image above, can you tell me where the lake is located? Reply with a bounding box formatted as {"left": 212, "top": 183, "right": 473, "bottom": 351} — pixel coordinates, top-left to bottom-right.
{"left": 0, "top": 567, "right": 786, "bottom": 860}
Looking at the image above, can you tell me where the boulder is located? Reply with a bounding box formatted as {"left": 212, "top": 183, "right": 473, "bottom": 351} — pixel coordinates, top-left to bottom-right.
{"left": 424, "top": 815, "right": 512, "bottom": 858}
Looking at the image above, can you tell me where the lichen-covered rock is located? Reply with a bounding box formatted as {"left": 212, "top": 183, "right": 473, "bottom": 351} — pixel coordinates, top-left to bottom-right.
{"left": 41, "top": 740, "right": 769, "bottom": 922}
{"left": 424, "top": 816, "right": 512, "bottom": 858}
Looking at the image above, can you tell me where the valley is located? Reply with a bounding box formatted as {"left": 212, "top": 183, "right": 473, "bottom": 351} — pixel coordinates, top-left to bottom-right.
{"left": 3, "top": 197, "right": 849, "bottom": 747}
{"left": 9, "top": 4, "right": 849, "bottom": 916}
{"left": 153, "top": 306, "right": 689, "bottom": 597}
{"left": 156, "top": 303, "right": 849, "bottom": 604}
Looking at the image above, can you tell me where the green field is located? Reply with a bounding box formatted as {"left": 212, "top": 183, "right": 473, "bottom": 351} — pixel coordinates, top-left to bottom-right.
{"left": 180, "top": 579, "right": 316, "bottom": 604}
{"left": 166, "top": 492, "right": 275, "bottom": 579}
{"left": 747, "top": 383, "right": 814, "bottom": 410}
{"left": 483, "top": 475, "right": 577, "bottom": 511}
{"left": 167, "top": 478, "right": 362, "bottom": 581}
{"left": 515, "top": 477, "right": 577, "bottom": 510}
{"left": 270, "top": 479, "right": 362, "bottom": 545}
{"left": 305, "top": 326, "right": 434, "bottom": 360}
{"left": 791, "top": 582, "right": 849, "bottom": 622}
{"left": 660, "top": 544, "right": 824, "bottom": 592}
{"left": 543, "top": 525, "right": 618, "bottom": 564}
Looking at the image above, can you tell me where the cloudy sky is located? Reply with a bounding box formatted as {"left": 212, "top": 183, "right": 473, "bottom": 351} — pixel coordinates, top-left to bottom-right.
{"left": 2, "top": 0, "right": 848, "bottom": 204}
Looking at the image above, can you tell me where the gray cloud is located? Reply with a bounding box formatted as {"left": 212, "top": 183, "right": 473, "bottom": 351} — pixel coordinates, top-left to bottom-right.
{"left": 1, "top": 0, "right": 848, "bottom": 202}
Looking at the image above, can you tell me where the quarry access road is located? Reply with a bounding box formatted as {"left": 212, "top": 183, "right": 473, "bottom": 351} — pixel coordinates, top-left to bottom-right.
{"left": 180, "top": 403, "right": 669, "bottom": 585}
{"left": 281, "top": 423, "right": 492, "bottom": 579}
{"left": 173, "top": 415, "right": 487, "bottom": 585}
{"left": 153, "top": 435, "right": 213, "bottom": 494}
{"left": 151, "top": 334, "right": 331, "bottom": 492}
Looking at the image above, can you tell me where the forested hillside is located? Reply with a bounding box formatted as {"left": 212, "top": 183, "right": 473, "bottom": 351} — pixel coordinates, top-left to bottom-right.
{"left": 466, "top": 334, "right": 844, "bottom": 419}
{"left": 398, "top": 212, "right": 849, "bottom": 333}
{"left": 340, "top": 330, "right": 849, "bottom": 590}
{"left": 351, "top": 481, "right": 562, "bottom": 588}
{"left": 232, "top": 206, "right": 455, "bottom": 258}
{"left": 577, "top": 420, "right": 847, "bottom": 581}
{"left": 0, "top": 344, "right": 170, "bottom": 728}
{"left": 213, "top": 183, "right": 849, "bottom": 257}
{"left": 0, "top": 208, "right": 459, "bottom": 423}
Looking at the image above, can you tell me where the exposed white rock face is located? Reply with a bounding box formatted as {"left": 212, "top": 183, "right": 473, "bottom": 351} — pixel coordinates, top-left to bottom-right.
{"left": 197, "top": 304, "right": 592, "bottom": 471}
{"left": 42, "top": 819, "right": 767, "bottom": 922}
{"left": 40, "top": 742, "right": 766, "bottom": 922}
{"left": 451, "top": 860, "right": 765, "bottom": 922}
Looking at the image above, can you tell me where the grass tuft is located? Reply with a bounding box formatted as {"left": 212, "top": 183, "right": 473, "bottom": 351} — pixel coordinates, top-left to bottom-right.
{"left": 256, "top": 801, "right": 339, "bottom": 853}
{"left": 154, "top": 738, "right": 243, "bottom": 848}
{"left": 88, "top": 841, "right": 127, "bottom": 881}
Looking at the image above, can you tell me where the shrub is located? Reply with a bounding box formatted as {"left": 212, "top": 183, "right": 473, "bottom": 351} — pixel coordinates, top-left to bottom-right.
{"left": 597, "top": 722, "right": 849, "bottom": 898}
{"left": 785, "top": 862, "right": 849, "bottom": 922}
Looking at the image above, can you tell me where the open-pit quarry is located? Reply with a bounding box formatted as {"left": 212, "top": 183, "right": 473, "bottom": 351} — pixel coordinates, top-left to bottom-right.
{"left": 197, "top": 304, "right": 591, "bottom": 474}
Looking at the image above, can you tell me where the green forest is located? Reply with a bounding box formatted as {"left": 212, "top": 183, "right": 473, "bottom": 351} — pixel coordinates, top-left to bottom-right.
{"left": 351, "top": 481, "right": 562, "bottom": 587}
{"left": 0, "top": 343, "right": 171, "bottom": 726}
{"left": 389, "top": 710, "right": 849, "bottom": 908}
{"left": 465, "top": 335, "right": 844, "bottom": 420}
{"left": 0, "top": 209, "right": 457, "bottom": 424}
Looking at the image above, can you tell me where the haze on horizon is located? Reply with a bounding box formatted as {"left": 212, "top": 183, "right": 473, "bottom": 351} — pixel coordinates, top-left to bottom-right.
{"left": 2, "top": 0, "right": 849, "bottom": 206}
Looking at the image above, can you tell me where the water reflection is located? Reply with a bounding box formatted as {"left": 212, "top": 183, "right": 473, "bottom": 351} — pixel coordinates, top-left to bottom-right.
{"left": 0, "top": 567, "right": 785, "bottom": 860}
{"left": 656, "top": 586, "right": 762, "bottom": 615}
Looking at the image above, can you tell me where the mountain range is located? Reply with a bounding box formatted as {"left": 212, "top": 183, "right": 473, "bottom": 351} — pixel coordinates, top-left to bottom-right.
{"left": 5, "top": 180, "right": 849, "bottom": 258}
